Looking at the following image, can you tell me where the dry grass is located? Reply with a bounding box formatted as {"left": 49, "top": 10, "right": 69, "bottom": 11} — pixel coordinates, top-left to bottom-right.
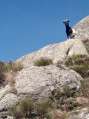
{"left": 75, "top": 78, "right": 89, "bottom": 98}
{"left": 6, "top": 60, "right": 23, "bottom": 72}
{"left": 0, "top": 60, "right": 23, "bottom": 87}
{"left": 51, "top": 109, "right": 67, "bottom": 119}
{"left": 4, "top": 71, "right": 17, "bottom": 94}
{"left": 4, "top": 71, "right": 15, "bottom": 86}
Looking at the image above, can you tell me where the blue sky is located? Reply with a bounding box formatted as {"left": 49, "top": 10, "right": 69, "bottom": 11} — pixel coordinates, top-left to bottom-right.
{"left": 0, "top": 0, "right": 89, "bottom": 62}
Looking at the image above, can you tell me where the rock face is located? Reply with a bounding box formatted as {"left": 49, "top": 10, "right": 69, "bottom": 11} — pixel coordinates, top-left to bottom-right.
{"left": 15, "top": 65, "right": 83, "bottom": 100}
{"left": 69, "top": 108, "right": 89, "bottom": 119}
{"left": 16, "top": 38, "right": 88, "bottom": 68}
{"left": 74, "top": 16, "right": 89, "bottom": 40}
{"left": 0, "top": 93, "right": 19, "bottom": 111}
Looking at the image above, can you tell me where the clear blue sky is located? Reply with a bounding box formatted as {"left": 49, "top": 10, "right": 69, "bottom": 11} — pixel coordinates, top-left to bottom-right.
{"left": 0, "top": 0, "right": 89, "bottom": 62}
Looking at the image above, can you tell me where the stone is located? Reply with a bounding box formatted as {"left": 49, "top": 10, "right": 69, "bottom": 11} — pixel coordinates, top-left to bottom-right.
{"left": 16, "top": 39, "right": 88, "bottom": 68}
{"left": 7, "top": 116, "right": 13, "bottom": 119}
{"left": 74, "top": 16, "right": 89, "bottom": 40}
{"left": 15, "top": 65, "right": 83, "bottom": 100}
{"left": 69, "top": 107, "right": 89, "bottom": 119}
{"left": 0, "top": 85, "right": 11, "bottom": 100}
{"left": 0, "top": 93, "right": 19, "bottom": 111}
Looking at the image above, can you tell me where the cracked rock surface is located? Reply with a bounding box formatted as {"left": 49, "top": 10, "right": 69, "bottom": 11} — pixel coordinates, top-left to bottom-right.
{"left": 74, "top": 16, "right": 89, "bottom": 40}
{"left": 16, "top": 38, "right": 88, "bottom": 68}
{"left": 15, "top": 65, "right": 83, "bottom": 101}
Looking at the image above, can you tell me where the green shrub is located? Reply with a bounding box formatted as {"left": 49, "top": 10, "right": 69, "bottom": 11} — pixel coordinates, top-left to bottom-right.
{"left": 69, "top": 65, "right": 87, "bottom": 78}
{"left": 9, "top": 98, "right": 34, "bottom": 119}
{"left": 63, "top": 86, "right": 73, "bottom": 98}
{"left": 0, "top": 60, "right": 23, "bottom": 86}
{"left": 75, "top": 78, "right": 89, "bottom": 98}
{"left": 35, "top": 99, "right": 54, "bottom": 119}
{"left": 64, "top": 54, "right": 89, "bottom": 78}
{"left": 9, "top": 105, "right": 22, "bottom": 119}
{"left": 19, "top": 98, "right": 34, "bottom": 118}
{"left": 34, "top": 57, "right": 53, "bottom": 66}
{"left": 9, "top": 98, "right": 55, "bottom": 119}
{"left": 0, "top": 72, "right": 5, "bottom": 84}
{"left": 55, "top": 88, "right": 62, "bottom": 100}
{"left": 0, "top": 61, "right": 6, "bottom": 73}
{"left": 0, "top": 61, "right": 6, "bottom": 84}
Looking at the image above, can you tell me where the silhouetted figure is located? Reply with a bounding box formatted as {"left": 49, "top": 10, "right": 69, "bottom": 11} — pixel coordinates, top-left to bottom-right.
{"left": 63, "top": 19, "right": 75, "bottom": 40}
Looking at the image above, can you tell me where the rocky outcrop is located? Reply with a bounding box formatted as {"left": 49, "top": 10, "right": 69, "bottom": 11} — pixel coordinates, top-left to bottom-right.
{"left": 0, "top": 93, "right": 19, "bottom": 111}
{"left": 16, "top": 39, "right": 88, "bottom": 68}
{"left": 74, "top": 16, "right": 89, "bottom": 40}
{"left": 15, "top": 65, "right": 83, "bottom": 100}
{"left": 69, "top": 108, "right": 89, "bottom": 119}
{"left": 0, "top": 38, "right": 87, "bottom": 114}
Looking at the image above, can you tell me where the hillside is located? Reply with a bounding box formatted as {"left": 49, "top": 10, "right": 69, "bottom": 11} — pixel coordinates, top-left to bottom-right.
{"left": 16, "top": 38, "right": 88, "bottom": 68}
{"left": 0, "top": 16, "right": 89, "bottom": 119}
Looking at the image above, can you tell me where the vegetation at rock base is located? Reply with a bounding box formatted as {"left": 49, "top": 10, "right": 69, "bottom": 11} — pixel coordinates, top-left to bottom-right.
{"left": 9, "top": 98, "right": 34, "bottom": 119}
{"left": 8, "top": 77, "right": 89, "bottom": 119}
{"left": 0, "top": 60, "right": 23, "bottom": 86}
{"left": 64, "top": 54, "right": 89, "bottom": 78}
{"left": 34, "top": 57, "right": 53, "bottom": 66}
{"left": 5, "top": 60, "right": 23, "bottom": 72}
{"left": 9, "top": 98, "right": 55, "bottom": 119}
{"left": 51, "top": 109, "right": 67, "bottom": 119}
{"left": 74, "top": 78, "right": 89, "bottom": 98}
{"left": 35, "top": 99, "right": 55, "bottom": 119}
{"left": 0, "top": 61, "right": 6, "bottom": 85}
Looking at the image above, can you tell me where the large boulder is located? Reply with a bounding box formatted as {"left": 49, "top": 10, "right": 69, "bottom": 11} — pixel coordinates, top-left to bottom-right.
{"left": 15, "top": 65, "right": 83, "bottom": 100}
{"left": 0, "top": 65, "right": 83, "bottom": 112}
{"left": 74, "top": 16, "right": 89, "bottom": 40}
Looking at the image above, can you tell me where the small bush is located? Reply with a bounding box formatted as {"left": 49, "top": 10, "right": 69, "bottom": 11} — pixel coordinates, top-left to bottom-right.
{"left": 6, "top": 60, "right": 23, "bottom": 72}
{"left": 0, "top": 61, "right": 6, "bottom": 73}
{"left": 69, "top": 65, "right": 87, "bottom": 78}
{"left": 9, "top": 98, "right": 55, "bottom": 119}
{"left": 34, "top": 57, "right": 53, "bottom": 66}
{"left": 0, "top": 72, "right": 5, "bottom": 85}
{"left": 0, "top": 61, "right": 6, "bottom": 85}
{"left": 9, "top": 98, "right": 34, "bottom": 119}
{"left": 75, "top": 78, "right": 89, "bottom": 98}
{"left": 64, "top": 54, "right": 89, "bottom": 78}
{"left": 63, "top": 86, "right": 73, "bottom": 98}
{"left": 35, "top": 99, "right": 54, "bottom": 119}
{"left": 19, "top": 98, "right": 34, "bottom": 118}
{"left": 55, "top": 88, "right": 62, "bottom": 100}
{"left": 0, "top": 60, "right": 23, "bottom": 86}
{"left": 9, "top": 105, "right": 22, "bottom": 119}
